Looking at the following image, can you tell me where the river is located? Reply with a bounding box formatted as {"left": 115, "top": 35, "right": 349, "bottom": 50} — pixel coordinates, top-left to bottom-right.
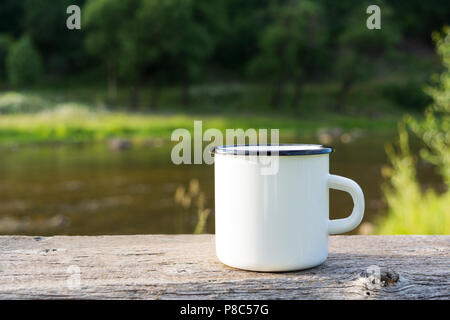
{"left": 0, "top": 132, "right": 440, "bottom": 235}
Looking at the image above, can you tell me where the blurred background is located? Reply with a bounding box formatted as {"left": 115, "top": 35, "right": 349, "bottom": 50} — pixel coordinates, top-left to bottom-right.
{"left": 0, "top": 0, "right": 448, "bottom": 235}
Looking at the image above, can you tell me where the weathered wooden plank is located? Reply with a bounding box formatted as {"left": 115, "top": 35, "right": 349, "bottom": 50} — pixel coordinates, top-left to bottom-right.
{"left": 0, "top": 235, "right": 448, "bottom": 299}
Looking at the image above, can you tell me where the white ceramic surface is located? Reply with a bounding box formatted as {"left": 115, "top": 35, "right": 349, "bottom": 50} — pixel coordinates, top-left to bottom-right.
{"left": 214, "top": 147, "right": 364, "bottom": 272}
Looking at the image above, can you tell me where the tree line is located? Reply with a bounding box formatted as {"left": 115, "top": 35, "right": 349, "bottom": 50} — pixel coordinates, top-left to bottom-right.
{"left": 0, "top": 0, "right": 449, "bottom": 111}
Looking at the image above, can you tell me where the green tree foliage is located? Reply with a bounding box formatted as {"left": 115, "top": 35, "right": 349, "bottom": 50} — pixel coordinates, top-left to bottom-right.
{"left": 335, "top": 0, "right": 400, "bottom": 111}
{"left": 381, "top": 80, "right": 431, "bottom": 111}
{"left": 84, "top": 0, "right": 137, "bottom": 102}
{"left": 316, "top": 0, "right": 361, "bottom": 42}
{"left": 22, "top": 0, "right": 86, "bottom": 74}
{"left": 0, "top": 35, "right": 12, "bottom": 81}
{"left": 165, "top": 0, "right": 214, "bottom": 106}
{"left": 377, "top": 28, "right": 450, "bottom": 234}
{"left": 249, "top": 0, "right": 328, "bottom": 110}
{"left": 0, "top": 0, "right": 23, "bottom": 37}
{"left": 6, "top": 36, "right": 43, "bottom": 87}
{"left": 0, "top": 0, "right": 448, "bottom": 113}
{"left": 212, "top": 0, "right": 264, "bottom": 75}
{"left": 85, "top": 0, "right": 213, "bottom": 108}
{"left": 385, "top": 0, "right": 450, "bottom": 42}
{"left": 123, "top": 0, "right": 213, "bottom": 107}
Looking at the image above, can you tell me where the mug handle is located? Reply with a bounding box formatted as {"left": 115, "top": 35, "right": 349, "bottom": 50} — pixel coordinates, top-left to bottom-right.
{"left": 327, "top": 174, "right": 365, "bottom": 234}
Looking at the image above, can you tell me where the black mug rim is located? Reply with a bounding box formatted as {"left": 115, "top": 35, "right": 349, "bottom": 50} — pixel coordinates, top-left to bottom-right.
{"left": 212, "top": 144, "right": 334, "bottom": 156}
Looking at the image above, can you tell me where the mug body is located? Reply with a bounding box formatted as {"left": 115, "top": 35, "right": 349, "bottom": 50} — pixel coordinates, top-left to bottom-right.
{"left": 214, "top": 148, "right": 330, "bottom": 272}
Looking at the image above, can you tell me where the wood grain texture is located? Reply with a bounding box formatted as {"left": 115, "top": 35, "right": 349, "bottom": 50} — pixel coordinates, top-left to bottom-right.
{"left": 0, "top": 235, "right": 448, "bottom": 299}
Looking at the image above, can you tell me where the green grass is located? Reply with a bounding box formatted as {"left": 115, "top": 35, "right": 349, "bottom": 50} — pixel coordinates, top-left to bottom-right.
{"left": 375, "top": 126, "right": 450, "bottom": 234}
{"left": 0, "top": 79, "right": 411, "bottom": 145}
{"left": 0, "top": 103, "right": 399, "bottom": 144}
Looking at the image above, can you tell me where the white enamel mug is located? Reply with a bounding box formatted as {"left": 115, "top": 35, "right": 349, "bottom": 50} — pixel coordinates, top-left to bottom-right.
{"left": 213, "top": 144, "right": 364, "bottom": 272}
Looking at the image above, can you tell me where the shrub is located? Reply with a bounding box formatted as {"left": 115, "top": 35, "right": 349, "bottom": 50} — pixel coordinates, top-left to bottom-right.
{"left": 377, "top": 123, "right": 449, "bottom": 234}
{"left": 0, "top": 92, "right": 48, "bottom": 114}
{"left": 376, "top": 28, "right": 450, "bottom": 234}
{"left": 6, "top": 36, "right": 43, "bottom": 87}
{"left": 381, "top": 81, "right": 432, "bottom": 111}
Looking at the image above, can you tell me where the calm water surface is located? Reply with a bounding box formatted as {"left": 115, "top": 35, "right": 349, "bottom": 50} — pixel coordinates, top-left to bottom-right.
{"left": 0, "top": 133, "right": 440, "bottom": 235}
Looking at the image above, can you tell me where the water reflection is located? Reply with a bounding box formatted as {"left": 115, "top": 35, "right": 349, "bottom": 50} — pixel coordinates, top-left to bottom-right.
{"left": 0, "top": 132, "right": 440, "bottom": 235}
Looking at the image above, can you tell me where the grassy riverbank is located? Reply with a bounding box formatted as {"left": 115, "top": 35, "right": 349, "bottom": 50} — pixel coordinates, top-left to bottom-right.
{"left": 0, "top": 105, "right": 400, "bottom": 145}
{"left": 0, "top": 87, "right": 405, "bottom": 145}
